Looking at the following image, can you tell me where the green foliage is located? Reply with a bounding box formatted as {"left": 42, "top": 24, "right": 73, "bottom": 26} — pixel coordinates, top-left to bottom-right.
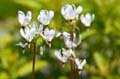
{"left": 0, "top": 0, "right": 120, "bottom": 79}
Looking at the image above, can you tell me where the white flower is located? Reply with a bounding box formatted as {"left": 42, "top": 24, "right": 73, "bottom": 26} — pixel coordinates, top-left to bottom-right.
{"left": 32, "top": 22, "right": 43, "bottom": 35}
{"left": 55, "top": 50, "right": 68, "bottom": 63}
{"left": 20, "top": 24, "right": 36, "bottom": 42}
{"left": 40, "top": 28, "right": 55, "bottom": 42}
{"left": 62, "top": 32, "right": 70, "bottom": 40}
{"left": 37, "top": 10, "right": 54, "bottom": 25}
{"left": 62, "top": 48, "right": 73, "bottom": 57}
{"left": 80, "top": 13, "right": 95, "bottom": 27}
{"left": 75, "top": 58, "right": 86, "bottom": 70}
{"left": 18, "top": 10, "right": 32, "bottom": 26}
{"left": 63, "top": 33, "right": 81, "bottom": 49}
{"left": 16, "top": 42, "right": 28, "bottom": 48}
{"left": 55, "top": 48, "right": 72, "bottom": 63}
{"left": 61, "top": 4, "right": 82, "bottom": 20}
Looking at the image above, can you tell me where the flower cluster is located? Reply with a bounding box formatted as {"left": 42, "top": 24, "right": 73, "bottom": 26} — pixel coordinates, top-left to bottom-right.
{"left": 17, "top": 10, "right": 55, "bottom": 48}
{"left": 17, "top": 4, "right": 95, "bottom": 76}
{"left": 55, "top": 4, "right": 94, "bottom": 71}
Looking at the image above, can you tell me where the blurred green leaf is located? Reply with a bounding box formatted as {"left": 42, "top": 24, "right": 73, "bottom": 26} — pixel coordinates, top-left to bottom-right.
{"left": 0, "top": 72, "right": 9, "bottom": 79}
{"left": 17, "top": 60, "right": 48, "bottom": 77}
{"left": 94, "top": 52, "right": 109, "bottom": 75}
{"left": 13, "top": 0, "right": 41, "bottom": 10}
{"left": 0, "top": 31, "right": 13, "bottom": 48}
{"left": 80, "top": 29, "right": 96, "bottom": 40}
{"left": 58, "top": 76, "right": 68, "bottom": 79}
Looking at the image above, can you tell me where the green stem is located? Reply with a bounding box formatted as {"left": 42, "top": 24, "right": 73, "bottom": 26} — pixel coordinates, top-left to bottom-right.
{"left": 32, "top": 42, "right": 36, "bottom": 79}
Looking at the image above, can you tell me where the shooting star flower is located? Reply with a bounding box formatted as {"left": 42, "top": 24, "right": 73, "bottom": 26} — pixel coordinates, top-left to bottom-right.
{"left": 55, "top": 48, "right": 73, "bottom": 63}
{"left": 63, "top": 33, "right": 81, "bottom": 49}
{"left": 40, "top": 28, "right": 55, "bottom": 43}
{"left": 80, "top": 13, "right": 95, "bottom": 27}
{"left": 20, "top": 23, "right": 36, "bottom": 42}
{"left": 37, "top": 10, "right": 54, "bottom": 25}
{"left": 61, "top": 4, "right": 82, "bottom": 20}
{"left": 18, "top": 10, "right": 32, "bottom": 26}
{"left": 75, "top": 58, "right": 86, "bottom": 70}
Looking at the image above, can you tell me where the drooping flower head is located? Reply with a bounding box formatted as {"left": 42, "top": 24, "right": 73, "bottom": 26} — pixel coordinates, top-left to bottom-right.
{"left": 40, "top": 28, "right": 55, "bottom": 42}
{"left": 61, "top": 4, "right": 82, "bottom": 20}
{"left": 37, "top": 10, "right": 54, "bottom": 25}
{"left": 20, "top": 23, "right": 36, "bottom": 42}
{"left": 32, "top": 22, "right": 43, "bottom": 35}
{"left": 63, "top": 32, "right": 81, "bottom": 49}
{"left": 75, "top": 58, "right": 86, "bottom": 70}
{"left": 55, "top": 48, "right": 73, "bottom": 63}
{"left": 80, "top": 13, "right": 95, "bottom": 27}
{"left": 18, "top": 10, "right": 32, "bottom": 26}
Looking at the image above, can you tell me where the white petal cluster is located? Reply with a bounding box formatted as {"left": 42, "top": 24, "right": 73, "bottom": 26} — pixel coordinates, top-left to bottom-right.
{"left": 18, "top": 11, "right": 32, "bottom": 26}
{"left": 80, "top": 13, "right": 95, "bottom": 27}
{"left": 33, "top": 23, "right": 43, "bottom": 35}
{"left": 38, "top": 10, "right": 54, "bottom": 25}
{"left": 63, "top": 32, "right": 81, "bottom": 49}
{"left": 20, "top": 24, "right": 36, "bottom": 42}
{"left": 17, "top": 10, "right": 54, "bottom": 46}
{"left": 40, "top": 28, "right": 55, "bottom": 42}
{"left": 75, "top": 58, "right": 86, "bottom": 70}
{"left": 61, "top": 4, "right": 82, "bottom": 20}
{"left": 55, "top": 48, "right": 73, "bottom": 63}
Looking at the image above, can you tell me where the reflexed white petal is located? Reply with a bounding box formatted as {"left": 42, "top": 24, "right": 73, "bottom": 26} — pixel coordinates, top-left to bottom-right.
{"left": 62, "top": 32, "right": 70, "bottom": 41}
{"left": 65, "top": 39, "right": 77, "bottom": 49}
{"left": 33, "top": 22, "right": 38, "bottom": 30}
{"left": 38, "top": 10, "right": 54, "bottom": 25}
{"left": 20, "top": 28, "right": 26, "bottom": 39}
{"left": 80, "top": 59, "right": 87, "bottom": 67}
{"left": 61, "top": 4, "right": 74, "bottom": 20}
{"left": 80, "top": 13, "right": 95, "bottom": 27}
{"left": 38, "top": 24, "right": 43, "bottom": 34}
{"left": 80, "top": 14, "right": 90, "bottom": 26}
{"left": 20, "top": 26, "right": 35, "bottom": 42}
{"left": 26, "top": 11, "right": 32, "bottom": 24}
{"left": 55, "top": 50, "right": 62, "bottom": 60}
{"left": 48, "top": 11, "right": 54, "bottom": 21}
{"left": 24, "top": 26, "right": 30, "bottom": 41}
{"left": 75, "top": 6, "right": 83, "bottom": 15}
{"left": 47, "top": 30, "right": 55, "bottom": 41}
{"left": 44, "top": 28, "right": 49, "bottom": 38}
{"left": 47, "top": 30, "right": 54, "bottom": 41}
{"left": 29, "top": 26, "right": 36, "bottom": 42}
{"left": 18, "top": 10, "right": 25, "bottom": 26}
{"left": 16, "top": 42, "right": 28, "bottom": 48}
{"left": 75, "top": 58, "right": 81, "bottom": 65}
{"left": 43, "top": 28, "right": 55, "bottom": 42}
{"left": 75, "top": 59, "right": 87, "bottom": 69}
{"left": 85, "top": 13, "right": 91, "bottom": 21}
{"left": 62, "top": 48, "right": 73, "bottom": 57}
{"left": 56, "top": 32, "right": 62, "bottom": 37}
{"left": 61, "top": 4, "right": 82, "bottom": 20}
{"left": 18, "top": 10, "right": 32, "bottom": 26}
{"left": 38, "top": 15, "right": 48, "bottom": 25}
{"left": 55, "top": 50, "right": 68, "bottom": 63}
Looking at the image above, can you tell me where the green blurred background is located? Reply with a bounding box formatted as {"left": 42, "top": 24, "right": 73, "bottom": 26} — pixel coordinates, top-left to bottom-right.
{"left": 0, "top": 0, "right": 120, "bottom": 79}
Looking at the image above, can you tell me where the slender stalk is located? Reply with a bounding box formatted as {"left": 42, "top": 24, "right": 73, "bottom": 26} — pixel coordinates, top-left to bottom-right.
{"left": 70, "top": 30, "right": 76, "bottom": 79}
{"left": 70, "top": 59, "right": 73, "bottom": 79}
{"left": 32, "top": 42, "right": 36, "bottom": 79}
{"left": 70, "top": 58, "right": 76, "bottom": 79}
